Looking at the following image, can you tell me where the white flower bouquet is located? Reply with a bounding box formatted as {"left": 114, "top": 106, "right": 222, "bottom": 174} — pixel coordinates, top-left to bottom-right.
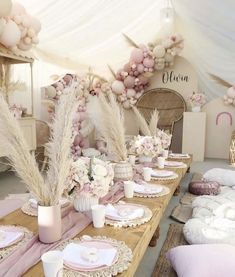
{"left": 67, "top": 157, "right": 114, "bottom": 198}
{"left": 157, "top": 129, "right": 172, "bottom": 149}
{"left": 129, "top": 135, "right": 163, "bottom": 157}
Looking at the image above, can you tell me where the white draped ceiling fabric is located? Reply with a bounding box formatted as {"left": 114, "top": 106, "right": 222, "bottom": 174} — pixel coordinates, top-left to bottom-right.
{"left": 12, "top": 0, "right": 235, "bottom": 116}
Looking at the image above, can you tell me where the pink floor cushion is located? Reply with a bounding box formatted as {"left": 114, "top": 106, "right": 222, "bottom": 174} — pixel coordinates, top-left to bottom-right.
{"left": 166, "top": 244, "right": 235, "bottom": 277}
{"left": 188, "top": 181, "right": 220, "bottom": 195}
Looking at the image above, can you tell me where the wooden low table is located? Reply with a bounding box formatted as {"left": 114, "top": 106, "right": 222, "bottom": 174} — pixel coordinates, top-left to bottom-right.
{"left": 0, "top": 159, "right": 191, "bottom": 277}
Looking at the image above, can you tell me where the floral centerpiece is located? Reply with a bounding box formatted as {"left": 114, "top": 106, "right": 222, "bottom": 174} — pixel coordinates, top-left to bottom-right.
{"left": 188, "top": 92, "right": 206, "bottom": 112}
{"left": 157, "top": 129, "right": 172, "bottom": 149}
{"left": 129, "top": 135, "right": 163, "bottom": 163}
{"left": 67, "top": 157, "right": 114, "bottom": 211}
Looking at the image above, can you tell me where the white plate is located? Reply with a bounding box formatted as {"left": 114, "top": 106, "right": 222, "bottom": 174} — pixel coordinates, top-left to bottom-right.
{"left": 134, "top": 183, "right": 163, "bottom": 194}
{"left": 151, "top": 170, "right": 174, "bottom": 178}
{"left": 105, "top": 204, "right": 145, "bottom": 221}
{"left": 29, "top": 198, "right": 69, "bottom": 209}
{"left": 164, "top": 161, "right": 184, "bottom": 167}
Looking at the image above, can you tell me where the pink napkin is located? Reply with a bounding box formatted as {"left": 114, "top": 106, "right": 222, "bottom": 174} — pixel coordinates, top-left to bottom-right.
{"left": 100, "top": 181, "right": 124, "bottom": 204}
{"left": 0, "top": 207, "right": 91, "bottom": 277}
{"left": 0, "top": 199, "right": 24, "bottom": 218}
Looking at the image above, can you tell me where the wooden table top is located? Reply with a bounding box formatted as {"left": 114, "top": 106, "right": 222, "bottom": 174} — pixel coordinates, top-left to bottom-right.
{"left": 0, "top": 159, "right": 191, "bottom": 277}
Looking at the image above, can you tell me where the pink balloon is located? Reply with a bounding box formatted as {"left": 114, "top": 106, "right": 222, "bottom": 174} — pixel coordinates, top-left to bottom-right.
{"left": 123, "top": 76, "right": 135, "bottom": 88}
{"left": 139, "top": 44, "right": 148, "bottom": 51}
{"left": 134, "top": 71, "right": 139, "bottom": 76}
{"left": 130, "top": 48, "right": 144, "bottom": 63}
{"left": 22, "top": 15, "right": 30, "bottom": 28}
{"left": 123, "top": 63, "right": 131, "bottom": 73}
{"left": 55, "top": 81, "right": 64, "bottom": 91}
{"left": 143, "top": 58, "right": 155, "bottom": 68}
{"left": 79, "top": 139, "right": 85, "bottom": 148}
{"left": 129, "top": 71, "right": 134, "bottom": 76}
{"left": 137, "top": 63, "right": 144, "bottom": 73}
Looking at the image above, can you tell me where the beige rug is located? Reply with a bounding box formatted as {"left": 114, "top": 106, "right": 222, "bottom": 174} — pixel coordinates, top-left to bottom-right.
{"left": 180, "top": 192, "right": 196, "bottom": 205}
{"left": 152, "top": 224, "right": 187, "bottom": 277}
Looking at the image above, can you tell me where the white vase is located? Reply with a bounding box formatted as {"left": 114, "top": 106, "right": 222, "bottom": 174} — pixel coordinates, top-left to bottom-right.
{"left": 114, "top": 161, "right": 133, "bottom": 181}
{"left": 138, "top": 155, "right": 153, "bottom": 163}
{"left": 192, "top": 106, "right": 201, "bottom": 112}
{"left": 73, "top": 195, "right": 99, "bottom": 212}
{"left": 38, "top": 204, "right": 62, "bottom": 243}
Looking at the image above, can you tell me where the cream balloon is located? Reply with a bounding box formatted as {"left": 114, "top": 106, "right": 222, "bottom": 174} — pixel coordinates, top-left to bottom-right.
{"left": 153, "top": 45, "right": 166, "bottom": 58}
{"left": 32, "top": 36, "right": 39, "bottom": 44}
{"left": 0, "top": 20, "right": 21, "bottom": 47}
{"left": 0, "top": 0, "right": 12, "bottom": 17}
{"left": 227, "top": 87, "right": 235, "bottom": 99}
{"left": 45, "top": 86, "right": 57, "bottom": 98}
{"left": 164, "top": 53, "right": 174, "bottom": 62}
{"left": 154, "top": 63, "right": 165, "bottom": 70}
{"left": 123, "top": 100, "right": 131, "bottom": 109}
{"left": 17, "top": 40, "right": 31, "bottom": 50}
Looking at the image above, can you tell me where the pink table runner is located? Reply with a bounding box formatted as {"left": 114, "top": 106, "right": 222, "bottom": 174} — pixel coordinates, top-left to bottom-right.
{"left": 0, "top": 207, "right": 91, "bottom": 277}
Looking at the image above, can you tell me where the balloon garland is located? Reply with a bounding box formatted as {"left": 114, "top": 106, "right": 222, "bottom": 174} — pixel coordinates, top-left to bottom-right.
{"left": 0, "top": 1, "right": 41, "bottom": 51}
{"left": 111, "top": 33, "right": 184, "bottom": 109}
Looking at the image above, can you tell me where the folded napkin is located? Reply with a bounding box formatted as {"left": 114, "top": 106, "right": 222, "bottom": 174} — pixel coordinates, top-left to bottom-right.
{"left": 63, "top": 242, "right": 117, "bottom": 267}
{"left": 0, "top": 230, "right": 24, "bottom": 248}
{"left": 0, "top": 199, "right": 24, "bottom": 218}
{"left": 133, "top": 183, "right": 163, "bottom": 194}
{"left": 105, "top": 204, "right": 144, "bottom": 220}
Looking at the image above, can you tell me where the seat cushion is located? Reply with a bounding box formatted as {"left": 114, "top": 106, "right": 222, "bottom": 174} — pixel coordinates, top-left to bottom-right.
{"left": 203, "top": 168, "right": 235, "bottom": 187}
{"left": 189, "top": 181, "right": 220, "bottom": 195}
{"left": 166, "top": 244, "right": 235, "bottom": 277}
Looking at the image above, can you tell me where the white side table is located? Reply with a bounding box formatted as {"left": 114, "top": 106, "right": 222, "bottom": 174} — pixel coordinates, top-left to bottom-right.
{"left": 182, "top": 112, "right": 206, "bottom": 161}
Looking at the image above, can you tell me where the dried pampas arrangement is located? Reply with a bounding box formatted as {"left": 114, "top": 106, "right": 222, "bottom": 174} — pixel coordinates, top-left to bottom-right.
{"left": 132, "top": 106, "right": 159, "bottom": 136}
{"left": 0, "top": 86, "right": 78, "bottom": 206}
{"left": 87, "top": 93, "right": 127, "bottom": 161}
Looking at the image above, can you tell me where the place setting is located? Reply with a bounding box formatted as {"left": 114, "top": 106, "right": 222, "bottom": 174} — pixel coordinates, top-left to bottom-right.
{"left": 133, "top": 181, "right": 170, "bottom": 198}
{"left": 21, "top": 197, "right": 70, "bottom": 216}
{"left": 0, "top": 225, "right": 33, "bottom": 261}
{"left": 43, "top": 235, "right": 133, "bottom": 277}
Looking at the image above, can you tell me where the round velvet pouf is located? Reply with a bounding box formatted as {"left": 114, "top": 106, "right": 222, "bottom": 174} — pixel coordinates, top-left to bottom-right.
{"left": 188, "top": 181, "right": 220, "bottom": 196}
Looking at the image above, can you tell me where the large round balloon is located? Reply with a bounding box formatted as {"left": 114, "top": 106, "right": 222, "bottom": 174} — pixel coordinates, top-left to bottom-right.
{"left": 0, "top": 20, "right": 21, "bottom": 47}
{"left": 28, "top": 16, "right": 41, "bottom": 33}
{"left": 124, "top": 76, "right": 135, "bottom": 88}
{"left": 0, "top": 0, "right": 12, "bottom": 17}
{"left": 111, "top": 80, "right": 125, "bottom": 95}
{"left": 227, "top": 87, "right": 235, "bottom": 99}
{"left": 130, "top": 48, "right": 144, "bottom": 63}
{"left": 10, "top": 2, "right": 26, "bottom": 16}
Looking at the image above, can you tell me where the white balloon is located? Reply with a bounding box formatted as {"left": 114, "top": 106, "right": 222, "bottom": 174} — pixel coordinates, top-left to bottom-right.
{"left": 45, "top": 86, "right": 57, "bottom": 98}
{"left": 154, "top": 63, "right": 165, "bottom": 70}
{"left": 10, "top": 2, "right": 26, "bottom": 16}
{"left": 153, "top": 45, "right": 166, "bottom": 58}
{"left": 126, "top": 88, "right": 136, "bottom": 98}
{"left": 0, "top": 0, "right": 12, "bottom": 17}
{"left": 0, "top": 20, "right": 21, "bottom": 47}
{"left": 111, "top": 80, "right": 125, "bottom": 95}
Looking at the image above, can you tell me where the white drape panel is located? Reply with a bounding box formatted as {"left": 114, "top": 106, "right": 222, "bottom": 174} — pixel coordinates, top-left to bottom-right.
{"left": 12, "top": 0, "right": 235, "bottom": 116}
